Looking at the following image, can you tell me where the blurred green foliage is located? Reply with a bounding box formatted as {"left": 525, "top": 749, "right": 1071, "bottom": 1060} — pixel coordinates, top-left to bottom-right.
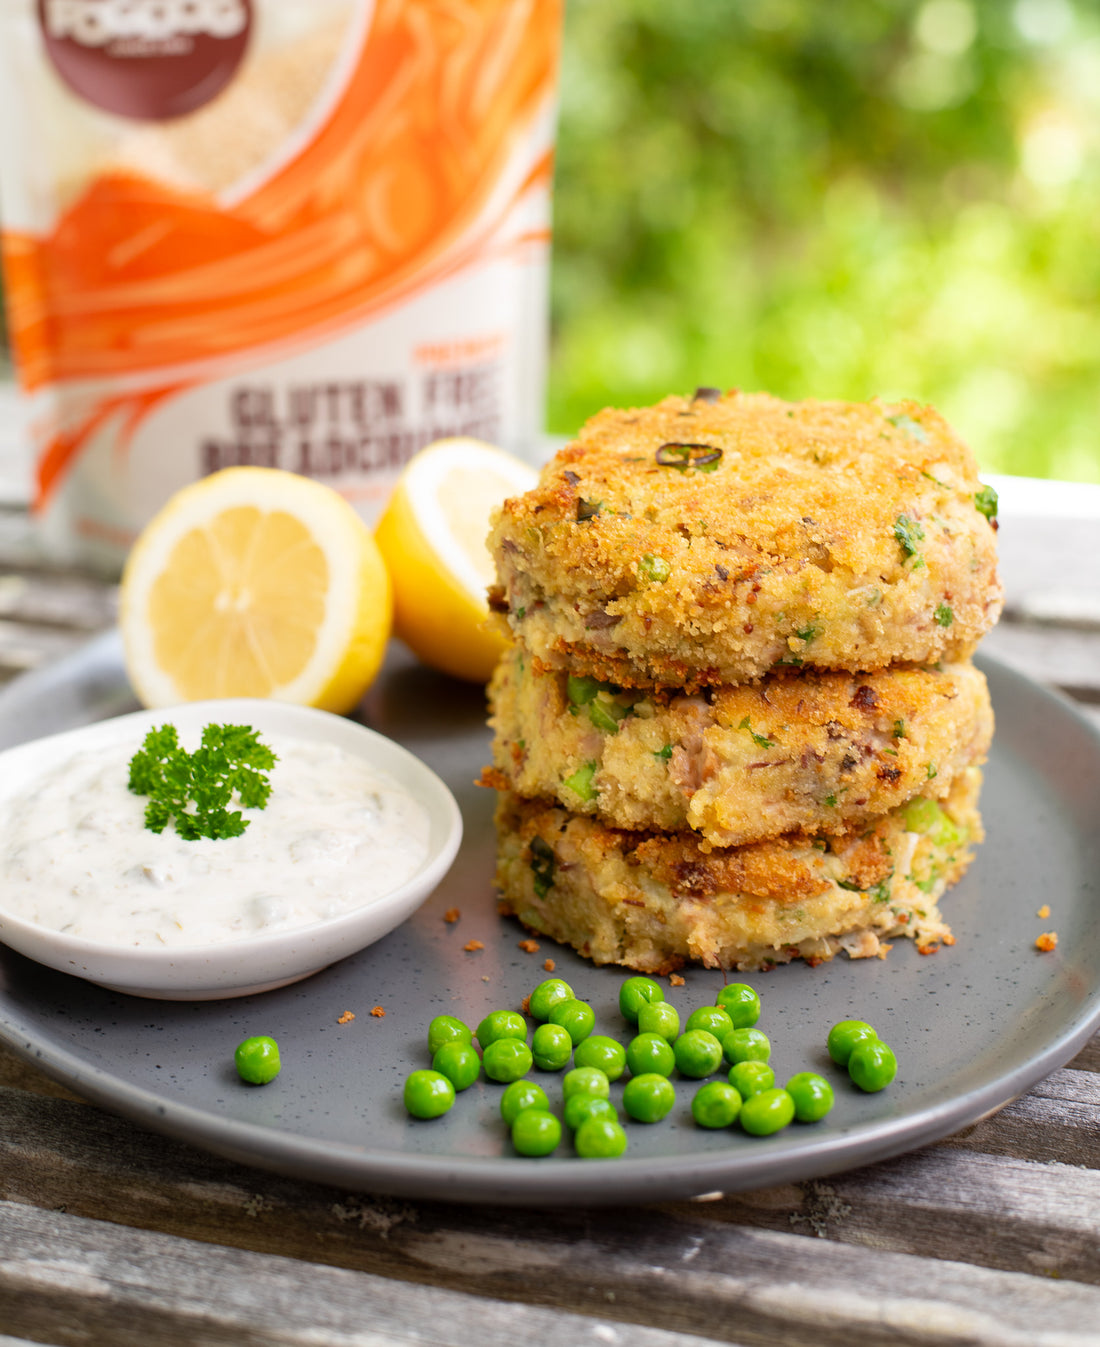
{"left": 548, "top": 0, "right": 1100, "bottom": 480}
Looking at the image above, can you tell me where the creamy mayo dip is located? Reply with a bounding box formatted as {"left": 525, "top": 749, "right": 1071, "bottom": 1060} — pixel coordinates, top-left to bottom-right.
{"left": 0, "top": 733, "right": 431, "bottom": 947}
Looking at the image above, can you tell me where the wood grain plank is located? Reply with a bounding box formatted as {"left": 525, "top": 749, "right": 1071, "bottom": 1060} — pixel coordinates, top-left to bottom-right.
{"left": 0, "top": 1084, "right": 1097, "bottom": 1312}
{"left": 1071, "top": 1035, "right": 1100, "bottom": 1073}
{"left": 0, "top": 572, "right": 116, "bottom": 632}
{"left": 935, "top": 1067, "right": 1100, "bottom": 1167}
{"left": 0, "top": 1201, "right": 720, "bottom": 1347}
{"left": 3, "top": 1197, "right": 1099, "bottom": 1347}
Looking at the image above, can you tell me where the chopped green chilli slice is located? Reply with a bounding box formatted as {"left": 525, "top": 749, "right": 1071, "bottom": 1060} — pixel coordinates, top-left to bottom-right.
{"left": 653, "top": 744, "right": 674, "bottom": 761}
{"left": 893, "top": 719, "right": 906, "bottom": 740}
{"left": 563, "top": 762, "right": 598, "bottom": 803}
{"left": 529, "top": 836, "right": 555, "bottom": 898}
{"left": 934, "top": 601, "right": 954, "bottom": 628}
{"left": 893, "top": 513, "right": 925, "bottom": 558}
{"left": 567, "top": 674, "right": 605, "bottom": 706}
{"left": 974, "top": 484, "right": 999, "bottom": 519}
{"left": 587, "top": 697, "right": 630, "bottom": 734}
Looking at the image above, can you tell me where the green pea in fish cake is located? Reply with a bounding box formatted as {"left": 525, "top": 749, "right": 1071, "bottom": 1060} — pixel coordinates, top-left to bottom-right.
{"left": 488, "top": 391, "right": 1002, "bottom": 690}
{"left": 486, "top": 648, "right": 992, "bottom": 847}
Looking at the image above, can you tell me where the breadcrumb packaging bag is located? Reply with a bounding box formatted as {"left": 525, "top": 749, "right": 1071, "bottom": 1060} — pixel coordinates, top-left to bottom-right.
{"left": 0, "top": 0, "right": 561, "bottom": 571}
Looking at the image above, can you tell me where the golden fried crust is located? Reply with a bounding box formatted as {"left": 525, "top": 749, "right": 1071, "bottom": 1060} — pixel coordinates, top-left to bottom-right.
{"left": 494, "top": 767, "right": 983, "bottom": 974}
{"left": 489, "top": 391, "right": 1002, "bottom": 688}
{"left": 488, "top": 647, "right": 993, "bottom": 846}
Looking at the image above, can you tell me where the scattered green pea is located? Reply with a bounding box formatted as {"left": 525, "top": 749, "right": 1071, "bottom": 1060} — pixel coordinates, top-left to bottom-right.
{"left": 476, "top": 1010, "right": 527, "bottom": 1048}
{"left": 714, "top": 983, "right": 761, "bottom": 1028}
{"left": 722, "top": 1027, "right": 771, "bottom": 1065}
{"left": 562, "top": 1065, "right": 610, "bottom": 1100}
{"left": 564, "top": 1093, "right": 618, "bottom": 1132}
{"left": 685, "top": 1006, "right": 734, "bottom": 1039}
{"left": 512, "top": 1108, "right": 562, "bottom": 1157}
{"left": 573, "top": 1034, "right": 627, "bottom": 1080}
{"left": 739, "top": 1087, "right": 795, "bottom": 1136}
{"left": 637, "top": 1000, "right": 680, "bottom": 1041}
{"left": 848, "top": 1039, "right": 898, "bottom": 1092}
{"left": 432, "top": 1041, "right": 480, "bottom": 1091}
{"left": 622, "top": 1073, "right": 676, "bottom": 1123}
{"left": 404, "top": 1069, "right": 455, "bottom": 1119}
{"left": 574, "top": 1116, "right": 628, "bottom": 1158}
{"left": 532, "top": 1021, "right": 573, "bottom": 1071}
{"left": 673, "top": 1029, "right": 725, "bottom": 1078}
{"left": 549, "top": 998, "right": 596, "bottom": 1045}
{"left": 691, "top": 1080, "right": 743, "bottom": 1128}
{"left": 619, "top": 976, "right": 665, "bottom": 1024}
{"left": 427, "top": 1015, "right": 473, "bottom": 1055}
{"left": 728, "top": 1060, "right": 775, "bottom": 1099}
{"left": 482, "top": 1038, "right": 533, "bottom": 1083}
{"left": 786, "top": 1072, "right": 835, "bottom": 1122}
{"left": 826, "top": 1019, "right": 879, "bottom": 1067}
{"left": 500, "top": 1079, "right": 549, "bottom": 1127}
{"left": 625, "top": 1031, "right": 676, "bottom": 1078}
{"left": 528, "top": 977, "right": 575, "bottom": 1022}
{"left": 234, "top": 1036, "right": 281, "bottom": 1085}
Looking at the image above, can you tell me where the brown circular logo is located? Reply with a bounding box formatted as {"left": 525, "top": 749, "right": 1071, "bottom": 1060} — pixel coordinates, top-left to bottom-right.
{"left": 38, "top": 0, "right": 253, "bottom": 122}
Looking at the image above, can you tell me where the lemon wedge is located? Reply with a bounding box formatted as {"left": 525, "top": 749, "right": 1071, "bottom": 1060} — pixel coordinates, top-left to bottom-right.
{"left": 375, "top": 437, "right": 538, "bottom": 682}
{"left": 120, "top": 467, "right": 392, "bottom": 713}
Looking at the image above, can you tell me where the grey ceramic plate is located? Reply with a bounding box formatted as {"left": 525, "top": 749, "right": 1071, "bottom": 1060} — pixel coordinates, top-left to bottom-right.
{"left": 1, "top": 634, "right": 1098, "bottom": 1206}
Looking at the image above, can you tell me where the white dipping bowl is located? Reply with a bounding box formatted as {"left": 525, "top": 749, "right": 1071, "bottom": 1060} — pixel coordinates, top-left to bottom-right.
{"left": 0, "top": 700, "right": 462, "bottom": 1000}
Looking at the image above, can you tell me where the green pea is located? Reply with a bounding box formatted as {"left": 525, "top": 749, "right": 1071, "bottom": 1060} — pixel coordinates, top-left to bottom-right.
{"left": 573, "top": 1034, "right": 626, "bottom": 1081}
{"left": 403, "top": 1069, "right": 455, "bottom": 1119}
{"left": 637, "top": 1000, "right": 680, "bottom": 1040}
{"left": 848, "top": 1039, "right": 898, "bottom": 1092}
{"left": 574, "top": 1116, "right": 628, "bottom": 1158}
{"left": 476, "top": 1010, "right": 527, "bottom": 1048}
{"left": 728, "top": 1060, "right": 775, "bottom": 1099}
{"left": 685, "top": 1006, "right": 734, "bottom": 1039}
{"left": 714, "top": 983, "right": 761, "bottom": 1028}
{"left": 548, "top": 998, "right": 595, "bottom": 1045}
{"left": 691, "top": 1081, "right": 743, "bottom": 1128}
{"left": 500, "top": 1079, "right": 550, "bottom": 1127}
{"left": 622, "top": 1072, "right": 676, "bottom": 1123}
{"left": 427, "top": 1015, "right": 472, "bottom": 1055}
{"left": 826, "top": 1019, "right": 879, "bottom": 1066}
{"left": 528, "top": 977, "right": 575, "bottom": 1022}
{"left": 532, "top": 1022, "right": 573, "bottom": 1071}
{"left": 739, "top": 1087, "right": 795, "bottom": 1136}
{"left": 482, "top": 1038, "right": 533, "bottom": 1083}
{"left": 431, "top": 1041, "right": 480, "bottom": 1091}
{"left": 625, "top": 1031, "right": 676, "bottom": 1078}
{"left": 562, "top": 1065, "right": 610, "bottom": 1100}
{"left": 673, "top": 1029, "right": 724, "bottom": 1078}
{"left": 564, "top": 1093, "right": 618, "bottom": 1132}
{"left": 619, "top": 976, "right": 665, "bottom": 1024}
{"left": 722, "top": 1027, "right": 771, "bottom": 1065}
{"left": 234, "top": 1036, "right": 281, "bottom": 1085}
{"left": 512, "top": 1108, "right": 562, "bottom": 1157}
{"left": 786, "top": 1072, "right": 835, "bottom": 1122}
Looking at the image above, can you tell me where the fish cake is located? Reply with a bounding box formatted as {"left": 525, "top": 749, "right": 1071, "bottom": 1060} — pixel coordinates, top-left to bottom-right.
{"left": 494, "top": 767, "right": 983, "bottom": 975}
{"left": 489, "top": 391, "right": 1002, "bottom": 690}
{"left": 487, "top": 650, "right": 992, "bottom": 847}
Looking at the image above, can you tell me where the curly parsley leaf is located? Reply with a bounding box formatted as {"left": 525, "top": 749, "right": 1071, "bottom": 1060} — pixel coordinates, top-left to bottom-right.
{"left": 128, "top": 723, "right": 278, "bottom": 841}
{"left": 893, "top": 513, "right": 925, "bottom": 558}
{"left": 738, "top": 715, "right": 778, "bottom": 750}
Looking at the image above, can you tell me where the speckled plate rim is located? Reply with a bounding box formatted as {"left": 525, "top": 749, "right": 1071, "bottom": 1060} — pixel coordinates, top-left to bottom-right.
{"left": 1, "top": 635, "right": 1099, "bottom": 1206}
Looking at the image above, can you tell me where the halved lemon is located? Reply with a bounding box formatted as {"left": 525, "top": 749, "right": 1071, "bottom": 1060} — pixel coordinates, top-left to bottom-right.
{"left": 375, "top": 437, "right": 538, "bottom": 682}
{"left": 120, "top": 467, "right": 392, "bottom": 713}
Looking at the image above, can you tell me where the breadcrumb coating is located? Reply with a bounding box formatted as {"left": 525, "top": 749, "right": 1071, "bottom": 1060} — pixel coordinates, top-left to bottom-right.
{"left": 487, "top": 649, "right": 992, "bottom": 846}
{"left": 489, "top": 391, "right": 1002, "bottom": 689}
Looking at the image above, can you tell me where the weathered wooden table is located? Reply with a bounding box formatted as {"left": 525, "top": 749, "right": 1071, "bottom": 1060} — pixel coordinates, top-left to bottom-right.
{"left": 0, "top": 474, "right": 1097, "bottom": 1347}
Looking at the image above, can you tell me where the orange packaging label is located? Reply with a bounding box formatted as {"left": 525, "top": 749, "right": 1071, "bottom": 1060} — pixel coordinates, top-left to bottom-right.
{"left": 0, "top": 0, "right": 561, "bottom": 570}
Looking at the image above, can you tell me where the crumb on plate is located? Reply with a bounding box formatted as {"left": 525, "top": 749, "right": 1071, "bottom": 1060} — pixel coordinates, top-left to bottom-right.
{"left": 370, "top": 1005, "right": 385, "bottom": 1017}
{"left": 543, "top": 958, "right": 556, "bottom": 972}
{"left": 1036, "top": 932, "right": 1058, "bottom": 953}
{"left": 444, "top": 907, "right": 461, "bottom": 923}
{"left": 464, "top": 939, "right": 485, "bottom": 952}
{"left": 337, "top": 1011, "right": 355, "bottom": 1025}
{"left": 1037, "top": 904, "right": 1050, "bottom": 919}
{"left": 669, "top": 973, "right": 685, "bottom": 986}
{"left": 518, "top": 938, "right": 540, "bottom": 953}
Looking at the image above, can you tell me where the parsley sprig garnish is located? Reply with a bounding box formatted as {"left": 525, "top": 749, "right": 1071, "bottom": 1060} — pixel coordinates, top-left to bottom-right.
{"left": 128, "top": 723, "right": 278, "bottom": 841}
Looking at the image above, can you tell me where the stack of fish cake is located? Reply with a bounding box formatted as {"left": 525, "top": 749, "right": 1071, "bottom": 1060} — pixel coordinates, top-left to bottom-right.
{"left": 484, "top": 390, "right": 1001, "bottom": 973}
